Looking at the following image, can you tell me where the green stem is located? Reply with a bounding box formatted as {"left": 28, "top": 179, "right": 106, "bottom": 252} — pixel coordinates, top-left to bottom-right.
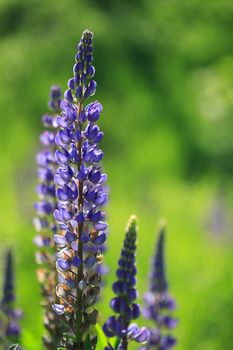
{"left": 75, "top": 104, "right": 85, "bottom": 349}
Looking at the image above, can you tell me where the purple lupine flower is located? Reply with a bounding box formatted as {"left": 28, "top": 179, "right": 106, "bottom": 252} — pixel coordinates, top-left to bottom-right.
{"left": 34, "top": 86, "right": 67, "bottom": 350}
{"left": 143, "top": 226, "right": 178, "bottom": 349}
{"left": 103, "top": 216, "right": 150, "bottom": 350}
{"left": 0, "top": 250, "right": 22, "bottom": 349}
{"left": 53, "top": 29, "right": 108, "bottom": 348}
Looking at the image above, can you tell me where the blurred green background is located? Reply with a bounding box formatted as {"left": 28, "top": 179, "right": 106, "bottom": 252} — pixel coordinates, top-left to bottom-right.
{"left": 0, "top": 0, "right": 233, "bottom": 349}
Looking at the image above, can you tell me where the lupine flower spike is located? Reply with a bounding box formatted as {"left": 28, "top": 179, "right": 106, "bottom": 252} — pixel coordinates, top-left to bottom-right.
{"left": 143, "top": 225, "right": 177, "bottom": 349}
{"left": 34, "top": 86, "right": 66, "bottom": 349}
{"left": 103, "top": 216, "right": 150, "bottom": 350}
{"left": 53, "top": 29, "right": 108, "bottom": 349}
{"left": 0, "top": 250, "right": 22, "bottom": 349}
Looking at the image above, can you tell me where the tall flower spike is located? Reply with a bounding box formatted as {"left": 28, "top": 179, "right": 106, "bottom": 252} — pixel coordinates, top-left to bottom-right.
{"left": 143, "top": 225, "right": 178, "bottom": 349}
{"left": 0, "top": 250, "right": 22, "bottom": 349}
{"left": 53, "top": 29, "right": 108, "bottom": 349}
{"left": 34, "top": 86, "right": 66, "bottom": 349}
{"left": 103, "top": 216, "right": 150, "bottom": 350}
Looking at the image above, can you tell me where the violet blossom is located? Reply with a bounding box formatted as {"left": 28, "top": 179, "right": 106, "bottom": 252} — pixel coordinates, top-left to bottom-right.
{"left": 34, "top": 85, "right": 66, "bottom": 349}
{"left": 52, "top": 29, "right": 108, "bottom": 349}
{"left": 103, "top": 216, "right": 150, "bottom": 350}
{"left": 0, "top": 250, "right": 22, "bottom": 349}
{"left": 143, "top": 226, "right": 177, "bottom": 350}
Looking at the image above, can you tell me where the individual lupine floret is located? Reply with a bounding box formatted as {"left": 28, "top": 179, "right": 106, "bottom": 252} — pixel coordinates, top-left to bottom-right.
{"left": 34, "top": 86, "right": 66, "bottom": 350}
{"left": 143, "top": 226, "right": 177, "bottom": 349}
{"left": 103, "top": 216, "right": 150, "bottom": 350}
{"left": 52, "top": 29, "right": 108, "bottom": 349}
{"left": 0, "top": 250, "right": 22, "bottom": 349}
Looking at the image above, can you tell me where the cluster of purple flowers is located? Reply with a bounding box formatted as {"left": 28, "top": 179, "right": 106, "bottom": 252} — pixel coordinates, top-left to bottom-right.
{"left": 103, "top": 216, "right": 150, "bottom": 350}
{"left": 49, "top": 30, "right": 108, "bottom": 348}
{"left": 0, "top": 250, "right": 22, "bottom": 349}
{"left": 143, "top": 227, "right": 177, "bottom": 350}
{"left": 34, "top": 86, "right": 67, "bottom": 349}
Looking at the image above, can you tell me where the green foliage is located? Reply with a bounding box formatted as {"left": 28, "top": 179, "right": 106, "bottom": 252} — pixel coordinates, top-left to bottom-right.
{"left": 84, "top": 335, "right": 92, "bottom": 350}
{"left": 95, "top": 323, "right": 108, "bottom": 350}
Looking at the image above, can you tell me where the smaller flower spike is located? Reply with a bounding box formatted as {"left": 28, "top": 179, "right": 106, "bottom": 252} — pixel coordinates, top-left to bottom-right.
{"left": 143, "top": 224, "right": 178, "bottom": 350}
{"left": 103, "top": 216, "right": 150, "bottom": 350}
{"left": 0, "top": 250, "right": 22, "bottom": 349}
{"left": 34, "top": 86, "right": 68, "bottom": 350}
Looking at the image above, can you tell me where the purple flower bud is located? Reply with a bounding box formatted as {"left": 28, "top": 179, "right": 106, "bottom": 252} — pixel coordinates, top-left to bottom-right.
{"left": 56, "top": 259, "right": 71, "bottom": 272}
{"left": 88, "top": 210, "right": 103, "bottom": 222}
{"left": 85, "top": 123, "right": 99, "bottom": 140}
{"left": 57, "top": 185, "right": 72, "bottom": 201}
{"left": 64, "top": 89, "right": 73, "bottom": 103}
{"left": 6, "top": 322, "right": 20, "bottom": 337}
{"left": 76, "top": 212, "right": 85, "bottom": 223}
{"left": 59, "top": 129, "right": 71, "bottom": 144}
{"left": 128, "top": 288, "right": 137, "bottom": 302}
{"left": 102, "top": 316, "right": 116, "bottom": 337}
{"left": 73, "top": 62, "right": 84, "bottom": 74}
{"left": 56, "top": 115, "right": 68, "bottom": 128}
{"left": 71, "top": 241, "right": 78, "bottom": 251}
{"left": 74, "top": 75, "right": 80, "bottom": 86}
{"left": 42, "top": 114, "right": 54, "bottom": 127}
{"left": 163, "top": 316, "right": 178, "bottom": 329}
{"left": 81, "top": 233, "right": 90, "bottom": 243}
{"left": 50, "top": 85, "right": 62, "bottom": 100}
{"left": 76, "top": 85, "right": 83, "bottom": 100}
{"left": 54, "top": 173, "right": 66, "bottom": 187}
{"left": 54, "top": 234, "right": 67, "bottom": 247}
{"left": 40, "top": 131, "right": 55, "bottom": 146}
{"left": 35, "top": 201, "right": 53, "bottom": 215}
{"left": 131, "top": 303, "right": 140, "bottom": 319}
{"left": 85, "top": 255, "right": 96, "bottom": 268}
{"left": 55, "top": 149, "right": 70, "bottom": 165}
{"left": 94, "top": 131, "right": 104, "bottom": 143}
{"left": 72, "top": 256, "right": 81, "bottom": 267}
{"left": 69, "top": 143, "right": 80, "bottom": 162}
{"left": 52, "top": 304, "right": 65, "bottom": 315}
{"left": 85, "top": 101, "right": 103, "bottom": 122}
{"left": 86, "top": 65, "right": 95, "bottom": 78}
{"left": 65, "top": 231, "right": 76, "bottom": 242}
{"left": 112, "top": 281, "right": 128, "bottom": 295}
{"left": 129, "top": 324, "right": 150, "bottom": 344}
{"left": 92, "top": 233, "right": 106, "bottom": 246}
{"left": 57, "top": 165, "right": 73, "bottom": 183}
{"left": 88, "top": 167, "right": 101, "bottom": 183}
{"left": 93, "top": 149, "right": 103, "bottom": 163}
{"left": 94, "top": 221, "right": 108, "bottom": 231}
{"left": 84, "top": 80, "right": 97, "bottom": 99}
{"left": 68, "top": 78, "right": 75, "bottom": 90}
{"left": 95, "top": 193, "right": 107, "bottom": 206}
{"left": 77, "top": 164, "right": 88, "bottom": 181}
{"left": 54, "top": 208, "right": 72, "bottom": 223}
{"left": 73, "top": 129, "right": 82, "bottom": 142}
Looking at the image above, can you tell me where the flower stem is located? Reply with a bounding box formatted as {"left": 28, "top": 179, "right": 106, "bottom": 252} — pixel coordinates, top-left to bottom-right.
{"left": 122, "top": 336, "right": 128, "bottom": 350}
{"left": 76, "top": 108, "right": 84, "bottom": 349}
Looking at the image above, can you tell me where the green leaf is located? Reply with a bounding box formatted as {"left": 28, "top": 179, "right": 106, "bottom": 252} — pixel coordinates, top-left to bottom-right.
{"left": 84, "top": 334, "right": 92, "bottom": 350}
{"left": 95, "top": 323, "right": 109, "bottom": 350}
{"left": 114, "top": 337, "right": 121, "bottom": 350}
{"left": 57, "top": 348, "right": 67, "bottom": 350}
{"left": 7, "top": 345, "right": 19, "bottom": 350}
